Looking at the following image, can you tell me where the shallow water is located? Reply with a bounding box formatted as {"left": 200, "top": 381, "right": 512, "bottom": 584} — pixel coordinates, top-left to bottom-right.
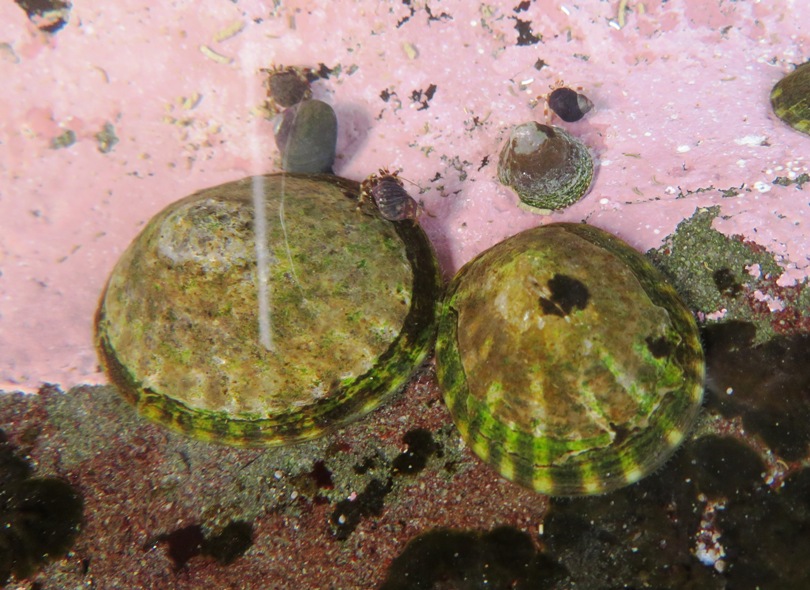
{"left": 1, "top": 1, "right": 809, "bottom": 588}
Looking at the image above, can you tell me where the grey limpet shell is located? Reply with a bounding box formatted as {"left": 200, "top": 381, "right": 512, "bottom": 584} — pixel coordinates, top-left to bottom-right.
{"left": 436, "top": 223, "right": 705, "bottom": 496}
{"left": 96, "top": 174, "right": 442, "bottom": 446}
{"left": 497, "top": 122, "right": 594, "bottom": 211}
{"left": 770, "top": 61, "right": 810, "bottom": 136}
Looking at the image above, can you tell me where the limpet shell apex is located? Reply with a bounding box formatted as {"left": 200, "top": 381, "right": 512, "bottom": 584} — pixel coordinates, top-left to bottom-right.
{"left": 436, "top": 223, "right": 705, "bottom": 496}
{"left": 497, "top": 122, "right": 594, "bottom": 211}
{"left": 96, "top": 174, "right": 442, "bottom": 446}
{"left": 770, "top": 61, "right": 810, "bottom": 136}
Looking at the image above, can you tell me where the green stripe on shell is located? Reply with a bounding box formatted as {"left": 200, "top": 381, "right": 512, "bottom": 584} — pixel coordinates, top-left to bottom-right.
{"left": 96, "top": 174, "right": 442, "bottom": 446}
{"left": 771, "top": 61, "right": 810, "bottom": 136}
{"left": 436, "top": 223, "right": 704, "bottom": 496}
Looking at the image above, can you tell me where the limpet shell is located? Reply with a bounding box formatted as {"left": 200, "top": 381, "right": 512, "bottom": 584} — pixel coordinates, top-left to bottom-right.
{"left": 497, "top": 122, "right": 594, "bottom": 211}
{"left": 435, "top": 223, "right": 704, "bottom": 496}
{"left": 770, "top": 61, "right": 810, "bottom": 136}
{"left": 96, "top": 174, "right": 442, "bottom": 446}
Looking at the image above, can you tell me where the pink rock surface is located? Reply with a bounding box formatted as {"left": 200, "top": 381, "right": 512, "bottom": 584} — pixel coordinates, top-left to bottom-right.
{"left": 1, "top": 0, "right": 808, "bottom": 392}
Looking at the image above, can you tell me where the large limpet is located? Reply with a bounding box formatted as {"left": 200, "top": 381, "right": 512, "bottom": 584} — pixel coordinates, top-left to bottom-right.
{"left": 96, "top": 174, "right": 442, "bottom": 446}
{"left": 435, "top": 223, "right": 705, "bottom": 496}
{"left": 770, "top": 61, "right": 810, "bottom": 136}
{"left": 497, "top": 122, "right": 594, "bottom": 211}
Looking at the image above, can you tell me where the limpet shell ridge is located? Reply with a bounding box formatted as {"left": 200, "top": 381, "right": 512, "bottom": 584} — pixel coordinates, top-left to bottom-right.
{"left": 435, "top": 223, "right": 705, "bottom": 496}
{"left": 96, "top": 173, "right": 442, "bottom": 446}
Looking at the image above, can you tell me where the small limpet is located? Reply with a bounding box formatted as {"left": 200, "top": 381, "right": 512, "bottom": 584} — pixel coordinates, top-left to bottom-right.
{"left": 770, "top": 61, "right": 810, "bottom": 136}
{"left": 497, "top": 122, "right": 594, "bottom": 211}
{"left": 435, "top": 223, "right": 705, "bottom": 496}
{"left": 96, "top": 174, "right": 442, "bottom": 446}
{"left": 274, "top": 99, "right": 338, "bottom": 174}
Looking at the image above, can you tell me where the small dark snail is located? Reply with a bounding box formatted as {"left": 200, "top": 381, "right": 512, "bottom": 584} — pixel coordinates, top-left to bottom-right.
{"left": 273, "top": 99, "right": 338, "bottom": 174}
{"left": 262, "top": 65, "right": 312, "bottom": 113}
{"left": 360, "top": 169, "right": 419, "bottom": 221}
{"left": 770, "top": 61, "right": 810, "bottom": 136}
{"left": 497, "top": 122, "right": 594, "bottom": 211}
{"left": 547, "top": 86, "right": 594, "bottom": 123}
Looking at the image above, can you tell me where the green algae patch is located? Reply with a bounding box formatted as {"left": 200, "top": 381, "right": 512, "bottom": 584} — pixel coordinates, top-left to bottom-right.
{"left": 436, "top": 223, "right": 704, "bottom": 496}
{"left": 96, "top": 174, "right": 442, "bottom": 446}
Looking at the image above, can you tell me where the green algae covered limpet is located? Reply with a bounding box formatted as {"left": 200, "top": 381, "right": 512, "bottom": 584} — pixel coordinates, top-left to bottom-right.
{"left": 435, "top": 223, "right": 704, "bottom": 496}
{"left": 497, "top": 122, "right": 594, "bottom": 212}
{"left": 771, "top": 61, "right": 810, "bottom": 136}
{"left": 96, "top": 174, "right": 442, "bottom": 446}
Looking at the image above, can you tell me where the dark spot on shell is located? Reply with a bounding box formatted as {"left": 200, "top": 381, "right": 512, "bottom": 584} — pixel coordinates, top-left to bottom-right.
{"left": 539, "top": 274, "right": 590, "bottom": 317}
{"left": 646, "top": 335, "right": 674, "bottom": 359}
{"left": 274, "top": 99, "right": 337, "bottom": 174}
{"left": 548, "top": 87, "right": 594, "bottom": 122}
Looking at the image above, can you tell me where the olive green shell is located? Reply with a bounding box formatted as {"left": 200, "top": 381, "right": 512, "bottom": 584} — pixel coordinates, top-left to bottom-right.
{"left": 436, "top": 223, "right": 704, "bottom": 496}
{"left": 771, "top": 61, "right": 810, "bottom": 136}
{"left": 497, "top": 123, "right": 593, "bottom": 211}
{"left": 96, "top": 174, "right": 442, "bottom": 446}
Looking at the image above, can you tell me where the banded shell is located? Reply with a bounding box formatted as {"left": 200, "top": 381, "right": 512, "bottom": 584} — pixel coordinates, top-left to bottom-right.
{"left": 435, "top": 223, "right": 705, "bottom": 496}
{"left": 96, "top": 174, "right": 442, "bottom": 446}
{"left": 770, "top": 61, "right": 810, "bottom": 136}
{"left": 497, "top": 122, "right": 594, "bottom": 211}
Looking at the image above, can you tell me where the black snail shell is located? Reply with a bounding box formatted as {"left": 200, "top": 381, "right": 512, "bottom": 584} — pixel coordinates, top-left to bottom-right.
{"left": 548, "top": 87, "right": 594, "bottom": 123}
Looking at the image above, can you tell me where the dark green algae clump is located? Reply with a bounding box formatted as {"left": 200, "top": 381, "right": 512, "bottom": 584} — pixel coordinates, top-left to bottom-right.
{"left": 436, "top": 223, "right": 705, "bottom": 496}
{"left": 96, "top": 173, "right": 441, "bottom": 446}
